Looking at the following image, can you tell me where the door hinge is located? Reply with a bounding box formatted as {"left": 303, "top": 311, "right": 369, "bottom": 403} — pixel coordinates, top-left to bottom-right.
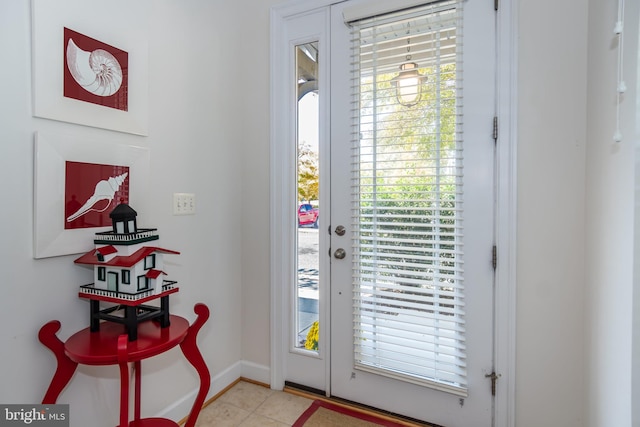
{"left": 492, "top": 245, "right": 497, "bottom": 270}
{"left": 492, "top": 116, "right": 498, "bottom": 144}
{"left": 485, "top": 371, "right": 499, "bottom": 396}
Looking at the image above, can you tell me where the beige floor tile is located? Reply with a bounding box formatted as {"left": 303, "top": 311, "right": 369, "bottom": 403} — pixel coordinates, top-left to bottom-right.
{"left": 254, "top": 391, "right": 314, "bottom": 425}
{"left": 238, "top": 413, "right": 290, "bottom": 427}
{"left": 218, "top": 381, "right": 275, "bottom": 412}
{"left": 190, "top": 380, "right": 421, "bottom": 427}
{"left": 194, "top": 400, "right": 251, "bottom": 427}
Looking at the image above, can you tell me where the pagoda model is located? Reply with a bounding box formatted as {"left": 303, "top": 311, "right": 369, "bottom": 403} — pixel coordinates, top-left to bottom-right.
{"left": 74, "top": 203, "right": 180, "bottom": 341}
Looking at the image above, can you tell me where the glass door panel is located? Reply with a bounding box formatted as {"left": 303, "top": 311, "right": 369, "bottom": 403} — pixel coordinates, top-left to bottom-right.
{"left": 296, "top": 43, "right": 320, "bottom": 352}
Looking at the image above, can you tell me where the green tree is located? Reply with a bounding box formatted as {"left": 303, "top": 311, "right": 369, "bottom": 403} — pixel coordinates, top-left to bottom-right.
{"left": 298, "top": 140, "right": 319, "bottom": 202}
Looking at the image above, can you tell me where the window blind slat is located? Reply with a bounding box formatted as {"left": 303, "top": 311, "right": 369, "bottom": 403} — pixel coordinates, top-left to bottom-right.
{"left": 354, "top": 309, "right": 466, "bottom": 333}
{"left": 354, "top": 336, "right": 467, "bottom": 362}
{"left": 354, "top": 272, "right": 464, "bottom": 285}
{"left": 354, "top": 319, "right": 466, "bottom": 341}
{"left": 356, "top": 244, "right": 462, "bottom": 256}
{"left": 350, "top": 0, "right": 466, "bottom": 394}
{"left": 354, "top": 338, "right": 466, "bottom": 364}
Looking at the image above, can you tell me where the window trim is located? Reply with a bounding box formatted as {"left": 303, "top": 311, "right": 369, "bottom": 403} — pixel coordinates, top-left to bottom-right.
{"left": 137, "top": 275, "right": 148, "bottom": 291}
{"left": 144, "top": 254, "right": 156, "bottom": 270}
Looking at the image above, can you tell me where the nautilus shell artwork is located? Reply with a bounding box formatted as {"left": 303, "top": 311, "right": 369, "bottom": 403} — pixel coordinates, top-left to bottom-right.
{"left": 67, "top": 173, "right": 128, "bottom": 222}
{"left": 66, "top": 38, "right": 123, "bottom": 97}
{"left": 63, "top": 28, "right": 129, "bottom": 111}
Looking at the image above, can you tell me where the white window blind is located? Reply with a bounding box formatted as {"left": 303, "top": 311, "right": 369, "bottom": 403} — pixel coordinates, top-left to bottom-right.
{"left": 349, "top": 0, "right": 466, "bottom": 396}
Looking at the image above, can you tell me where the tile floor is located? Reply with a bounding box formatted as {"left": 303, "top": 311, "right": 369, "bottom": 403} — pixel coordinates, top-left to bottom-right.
{"left": 193, "top": 380, "right": 314, "bottom": 427}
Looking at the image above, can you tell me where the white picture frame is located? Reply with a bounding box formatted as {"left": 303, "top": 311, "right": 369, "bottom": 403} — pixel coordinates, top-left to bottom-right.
{"left": 34, "top": 132, "right": 150, "bottom": 259}
{"left": 31, "top": 0, "right": 150, "bottom": 136}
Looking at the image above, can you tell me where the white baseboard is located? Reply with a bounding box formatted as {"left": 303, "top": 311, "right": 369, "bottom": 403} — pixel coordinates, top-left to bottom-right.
{"left": 241, "top": 360, "right": 271, "bottom": 385}
{"left": 155, "top": 360, "right": 271, "bottom": 422}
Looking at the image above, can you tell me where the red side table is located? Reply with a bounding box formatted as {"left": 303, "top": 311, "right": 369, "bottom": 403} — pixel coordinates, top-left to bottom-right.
{"left": 38, "top": 303, "right": 210, "bottom": 427}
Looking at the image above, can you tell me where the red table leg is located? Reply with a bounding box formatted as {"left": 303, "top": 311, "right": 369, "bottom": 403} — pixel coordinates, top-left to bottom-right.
{"left": 117, "top": 334, "right": 130, "bottom": 427}
{"left": 180, "top": 303, "right": 211, "bottom": 427}
{"left": 38, "top": 321, "right": 78, "bottom": 404}
{"left": 134, "top": 360, "right": 142, "bottom": 421}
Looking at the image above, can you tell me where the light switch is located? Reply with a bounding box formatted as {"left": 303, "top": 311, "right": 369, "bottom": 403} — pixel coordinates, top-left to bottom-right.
{"left": 173, "top": 193, "right": 196, "bottom": 215}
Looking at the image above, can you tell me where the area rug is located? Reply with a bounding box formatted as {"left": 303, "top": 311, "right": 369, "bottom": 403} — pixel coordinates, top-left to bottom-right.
{"left": 292, "top": 400, "right": 413, "bottom": 427}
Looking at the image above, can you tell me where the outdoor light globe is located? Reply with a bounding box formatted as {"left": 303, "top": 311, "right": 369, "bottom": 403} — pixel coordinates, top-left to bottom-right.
{"left": 392, "top": 62, "right": 426, "bottom": 107}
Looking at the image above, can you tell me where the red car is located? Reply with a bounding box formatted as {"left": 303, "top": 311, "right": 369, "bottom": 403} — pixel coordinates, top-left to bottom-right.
{"left": 298, "top": 203, "right": 319, "bottom": 228}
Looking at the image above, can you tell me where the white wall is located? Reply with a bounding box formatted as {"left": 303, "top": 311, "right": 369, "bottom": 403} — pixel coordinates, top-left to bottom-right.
{"left": 585, "top": 0, "right": 639, "bottom": 426}
{"left": 237, "top": 0, "right": 275, "bottom": 372}
{"left": 0, "top": 1, "right": 244, "bottom": 426}
{"left": 631, "top": 5, "right": 640, "bottom": 425}
{"left": 516, "top": 0, "right": 588, "bottom": 425}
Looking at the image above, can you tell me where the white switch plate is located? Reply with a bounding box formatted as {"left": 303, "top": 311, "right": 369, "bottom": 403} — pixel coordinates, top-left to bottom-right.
{"left": 173, "top": 193, "right": 196, "bottom": 215}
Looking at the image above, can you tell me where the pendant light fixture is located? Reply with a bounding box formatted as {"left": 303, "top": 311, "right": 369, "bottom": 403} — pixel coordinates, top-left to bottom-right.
{"left": 391, "top": 27, "right": 426, "bottom": 107}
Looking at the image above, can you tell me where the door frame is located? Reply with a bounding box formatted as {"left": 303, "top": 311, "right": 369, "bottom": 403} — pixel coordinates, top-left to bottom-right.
{"left": 269, "top": 0, "right": 517, "bottom": 425}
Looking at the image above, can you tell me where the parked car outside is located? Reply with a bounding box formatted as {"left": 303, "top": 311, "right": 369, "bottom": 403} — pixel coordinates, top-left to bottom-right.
{"left": 298, "top": 203, "right": 319, "bottom": 228}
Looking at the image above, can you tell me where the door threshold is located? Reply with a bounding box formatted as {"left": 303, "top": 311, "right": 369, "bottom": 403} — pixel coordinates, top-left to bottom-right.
{"left": 284, "top": 381, "right": 326, "bottom": 397}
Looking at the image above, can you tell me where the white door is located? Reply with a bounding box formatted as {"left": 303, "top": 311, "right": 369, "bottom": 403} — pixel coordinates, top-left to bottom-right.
{"left": 329, "top": 1, "right": 496, "bottom": 426}
{"left": 271, "top": 1, "right": 497, "bottom": 424}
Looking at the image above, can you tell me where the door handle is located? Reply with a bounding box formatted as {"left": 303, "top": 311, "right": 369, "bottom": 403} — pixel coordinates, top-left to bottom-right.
{"left": 334, "top": 248, "right": 346, "bottom": 259}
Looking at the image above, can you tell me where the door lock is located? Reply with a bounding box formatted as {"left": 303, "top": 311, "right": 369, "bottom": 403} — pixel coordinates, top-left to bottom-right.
{"left": 335, "top": 225, "right": 346, "bottom": 236}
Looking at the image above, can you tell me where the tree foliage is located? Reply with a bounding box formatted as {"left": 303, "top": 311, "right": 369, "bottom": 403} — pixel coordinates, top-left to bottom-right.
{"left": 297, "top": 140, "right": 319, "bottom": 203}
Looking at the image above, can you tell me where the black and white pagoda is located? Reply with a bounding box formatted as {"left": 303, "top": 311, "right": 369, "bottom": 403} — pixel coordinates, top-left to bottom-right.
{"left": 74, "top": 203, "right": 180, "bottom": 340}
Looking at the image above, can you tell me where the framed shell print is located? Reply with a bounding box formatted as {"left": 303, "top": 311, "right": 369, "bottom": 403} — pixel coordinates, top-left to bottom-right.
{"left": 31, "top": 0, "right": 149, "bottom": 135}
{"left": 34, "top": 131, "right": 150, "bottom": 258}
